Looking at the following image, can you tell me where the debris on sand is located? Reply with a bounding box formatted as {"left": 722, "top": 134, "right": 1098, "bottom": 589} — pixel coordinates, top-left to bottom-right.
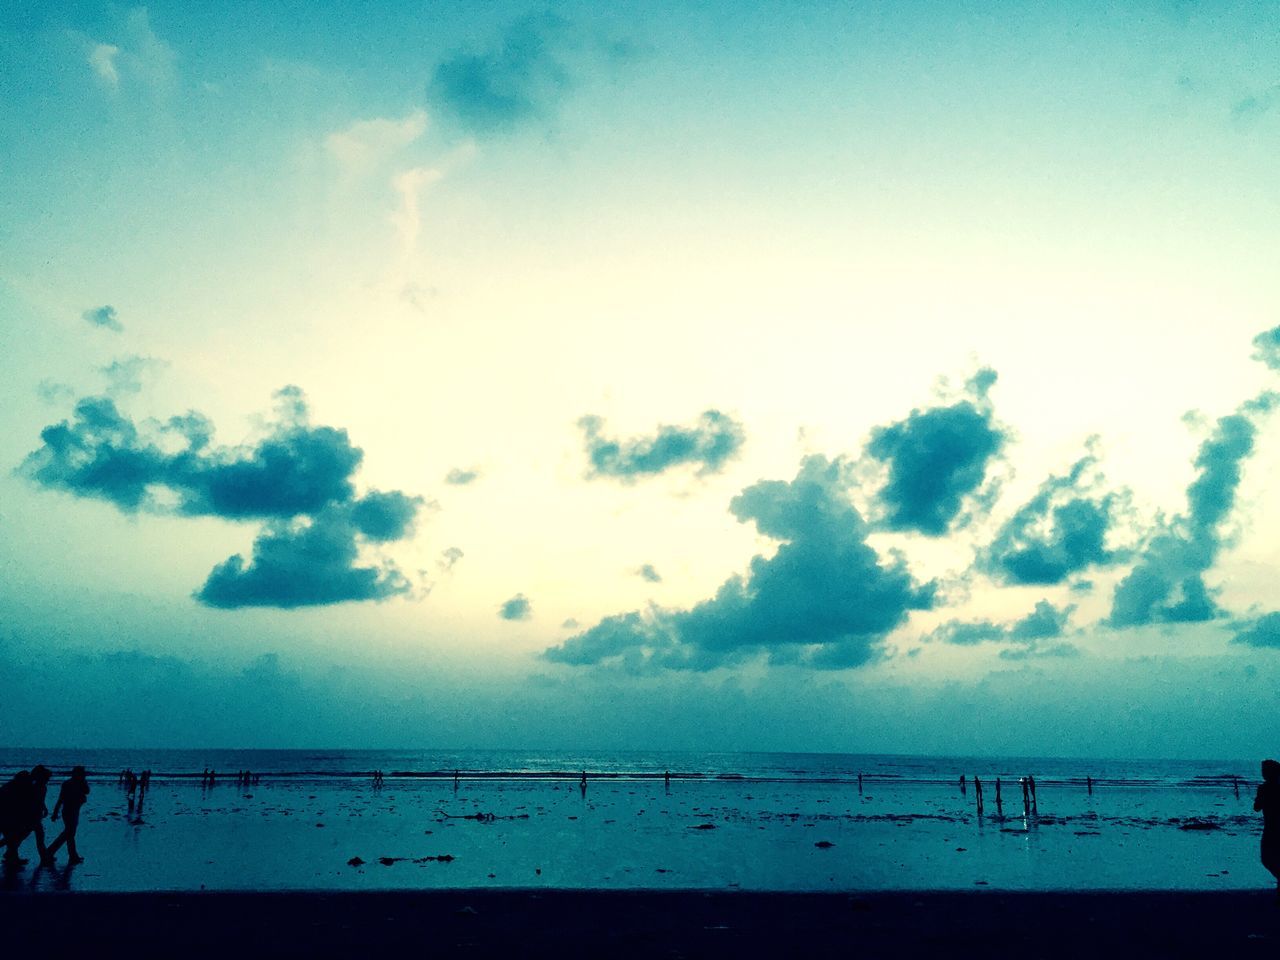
{"left": 413, "top": 854, "right": 456, "bottom": 863}
{"left": 691, "top": 823, "right": 717, "bottom": 830}
{"left": 346, "top": 857, "right": 365, "bottom": 867}
{"left": 814, "top": 841, "right": 835, "bottom": 849}
{"left": 1178, "top": 819, "right": 1222, "bottom": 832}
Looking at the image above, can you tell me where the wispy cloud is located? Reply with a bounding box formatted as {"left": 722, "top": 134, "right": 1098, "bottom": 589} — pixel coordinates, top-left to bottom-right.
{"left": 579, "top": 410, "right": 745, "bottom": 482}
{"left": 83, "top": 305, "right": 123, "bottom": 332}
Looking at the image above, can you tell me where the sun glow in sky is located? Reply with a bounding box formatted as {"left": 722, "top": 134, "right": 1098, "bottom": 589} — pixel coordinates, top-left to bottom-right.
{"left": 3, "top": 0, "right": 1280, "bottom": 756}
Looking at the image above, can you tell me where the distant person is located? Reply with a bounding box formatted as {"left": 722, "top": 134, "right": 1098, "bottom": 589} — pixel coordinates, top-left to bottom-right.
{"left": 973, "top": 776, "right": 984, "bottom": 815}
{"left": 1255, "top": 759, "right": 1280, "bottom": 899}
{"left": 959, "top": 774, "right": 967, "bottom": 795}
{"left": 46, "top": 766, "right": 90, "bottom": 865}
{"left": 995, "top": 777, "right": 1003, "bottom": 816}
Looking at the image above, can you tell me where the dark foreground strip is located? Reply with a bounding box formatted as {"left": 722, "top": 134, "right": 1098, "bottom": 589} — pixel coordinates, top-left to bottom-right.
{"left": 1, "top": 889, "right": 1278, "bottom": 959}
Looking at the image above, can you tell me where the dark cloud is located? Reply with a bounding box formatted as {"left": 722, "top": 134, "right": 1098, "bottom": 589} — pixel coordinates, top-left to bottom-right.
{"left": 83, "top": 305, "right": 122, "bottom": 332}
{"left": 636, "top": 564, "right": 662, "bottom": 583}
{"left": 579, "top": 410, "right": 745, "bottom": 482}
{"left": 499, "top": 593, "right": 533, "bottom": 621}
{"left": 1232, "top": 613, "right": 1280, "bottom": 648}
{"left": 444, "top": 467, "right": 481, "bottom": 486}
{"left": 1109, "top": 394, "right": 1277, "bottom": 627}
{"left": 546, "top": 456, "right": 936, "bottom": 671}
{"left": 22, "top": 386, "right": 424, "bottom": 609}
{"left": 929, "top": 600, "right": 1076, "bottom": 660}
{"left": 866, "top": 369, "right": 1007, "bottom": 535}
{"left": 197, "top": 507, "right": 413, "bottom": 609}
{"left": 1252, "top": 325, "right": 1280, "bottom": 371}
{"left": 981, "top": 448, "right": 1124, "bottom": 585}
{"left": 429, "top": 13, "right": 572, "bottom": 134}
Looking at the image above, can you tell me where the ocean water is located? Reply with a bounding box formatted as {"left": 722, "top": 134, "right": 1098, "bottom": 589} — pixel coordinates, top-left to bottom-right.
{"left": 0, "top": 750, "right": 1268, "bottom": 893}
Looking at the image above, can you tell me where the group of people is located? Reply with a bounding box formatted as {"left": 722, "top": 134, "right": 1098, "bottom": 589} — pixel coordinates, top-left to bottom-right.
{"left": 199, "top": 769, "right": 260, "bottom": 787}
{"left": 118, "top": 768, "right": 151, "bottom": 794}
{"left": 0, "top": 765, "right": 90, "bottom": 867}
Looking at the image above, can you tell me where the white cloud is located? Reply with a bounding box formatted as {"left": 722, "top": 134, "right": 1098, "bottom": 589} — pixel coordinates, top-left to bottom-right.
{"left": 325, "top": 111, "right": 429, "bottom": 177}
{"left": 89, "top": 43, "right": 121, "bottom": 89}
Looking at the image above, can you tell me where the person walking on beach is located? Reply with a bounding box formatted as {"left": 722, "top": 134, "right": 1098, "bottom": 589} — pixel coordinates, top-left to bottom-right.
{"left": 45, "top": 766, "right": 90, "bottom": 865}
{"left": 1, "top": 769, "right": 50, "bottom": 865}
{"left": 1254, "top": 759, "right": 1280, "bottom": 900}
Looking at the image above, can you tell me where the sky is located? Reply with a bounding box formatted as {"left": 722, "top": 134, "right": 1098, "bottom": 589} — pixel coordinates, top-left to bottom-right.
{"left": 3, "top": 0, "right": 1280, "bottom": 757}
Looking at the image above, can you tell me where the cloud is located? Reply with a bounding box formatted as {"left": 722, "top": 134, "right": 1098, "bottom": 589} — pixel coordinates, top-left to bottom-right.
{"left": 325, "top": 111, "right": 428, "bottom": 175}
{"left": 1252, "top": 325, "right": 1280, "bottom": 371}
{"left": 636, "top": 564, "right": 662, "bottom": 583}
{"left": 546, "top": 455, "right": 936, "bottom": 670}
{"left": 22, "top": 386, "right": 424, "bottom": 609}
{"left": 197, "top": 506, "right": 414, "bottom": 609}
{"left": 438, "top": 546, "right": 464, "bottom": 571}
{"left": 100, "top": 355, "right": 167, "bottom": 396}
{"left": 444, "top": 467, "right": 481, "bottom": 486}
{"left": 1109, "top": 394, "right": 1277, "bottom": 627}
{"left": 579, "top": 410, "right": 745, "bottom": 482}
{"left": 84, "top": 8, "right": 177, "bottom": 93}
{"left": 981, "top": 446, "right": 1125, "bottom": 585}
{"left": 36, "top": 380, "right": 75, "bottom": 405}
{"left": 88, "top": 43, "right": 121, "bottom": 88}
{"left": 1232, "top": 86, "right": 1279, "bottom": 127}
{"left": 866, "top": 368, "right": 1007, "bottom": 535}
{"left": 429, "top": 13, "right": 574, "bottom": 134}
{"left": 499, "top": 594, "right": 533, "bottom": 621}
{"left": 929, "top": 600, "right": 1077, "bottom": 660}
{"left": 83, "top": 305, "right": 122, "bottom": 332}
{"left": 1232, "top": 612, "right": 1280, "bottom": 648}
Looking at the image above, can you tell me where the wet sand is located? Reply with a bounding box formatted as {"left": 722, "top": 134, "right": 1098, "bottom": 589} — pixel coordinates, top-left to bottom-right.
{"left": 1, "top": 889, "right": 1278, "bottom": 957}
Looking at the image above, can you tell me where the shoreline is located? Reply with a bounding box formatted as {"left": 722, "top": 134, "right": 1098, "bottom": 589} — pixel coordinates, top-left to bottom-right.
{"left": 1, "top": 889, "right": 1277, "bottom": 957}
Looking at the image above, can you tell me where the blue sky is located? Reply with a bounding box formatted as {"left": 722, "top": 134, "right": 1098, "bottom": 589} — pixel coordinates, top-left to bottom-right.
{"left": 3, "top": 1, "right": 1280, "bottom": 755}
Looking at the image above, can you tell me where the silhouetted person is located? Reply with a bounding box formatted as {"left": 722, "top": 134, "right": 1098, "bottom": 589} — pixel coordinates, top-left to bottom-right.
{"left": 1087, "top": 775, "right": 1093, "bottom": 795}
{"left": 0, "top": 769, "right": 49, "bottom": 864}
{"left": 974, "top": 776, "right": 984, "bottom": 816}
{"left": 995, "top": 777, "right": 1003, "bottom": 816}
{"left": 1020, "top": 777, "right": 1030, "bottom": 817}
{"left": 1028, "top": 775, "right": 1038, "bottom": 814}
{"left": 580, "top": 770, "right": 587, "bottom": 797}
{"left": 453, "top": 770, "right": 460, "bottom": 791}
{"left": 29, "top": 766, "right": 52, "bottom": 863}
{"left": 857, "top": 772, "right": 863, "bottom": 795}
{"left": 959, "top": 774, "right": 967, "bottom": 795}
{"left": 1255, "top": 759, "right": 1280, "bottom": 899}
{"left": 46, "top": 767, "right": 90, "bottom": 865}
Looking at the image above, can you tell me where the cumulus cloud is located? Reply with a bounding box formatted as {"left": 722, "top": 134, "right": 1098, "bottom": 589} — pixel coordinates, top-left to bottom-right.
{"left": 444, "top": 467, "right": 481, "bottom": 486}
{"left": 546, "top": 456, "right": 936, "bottom": 671}
{"left": 83, "top": 305, "right": 123, "bottom": 332}
{"left": 429, "top": 13, "right": 573, "bottom": 134}
{"left": 866, "top": 368, "right": 1007, "bottom": 535}
{"left": 636, "top": 564, "right": 662, "bottom": 583}
{"left": 579, "top": 410, "right": 745, "bottom": 482}
{"left": 1252, "top": 324, "right": 1280, "bottom": 371}
{"left": 438, "top": 546, "right": 464, "bottom": 571}
{"left": 197, "top": 506, "right": 413, "bottom": 609}
{"left": 929, "top": 600, "right": 1077, "bottom": 660}
{"left": 1109, "top": 393, "right": 1277, "bottom": 627}
{"left": 1232, "top": 612, "right": 1280, "bottom": 648}
{"left": 981, "top": 446, "right": 1125, "bottom": 585}
{"left": 499, "top": 593, "right": 533, "bottom": 621}
{"left": 21, "top": 386, "right": 424, "bottom": 609}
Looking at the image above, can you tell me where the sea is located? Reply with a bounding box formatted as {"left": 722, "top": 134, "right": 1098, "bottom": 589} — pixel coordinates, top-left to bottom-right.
{"left": 0, "top": 749, "right": 1268, "bottom": 894}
